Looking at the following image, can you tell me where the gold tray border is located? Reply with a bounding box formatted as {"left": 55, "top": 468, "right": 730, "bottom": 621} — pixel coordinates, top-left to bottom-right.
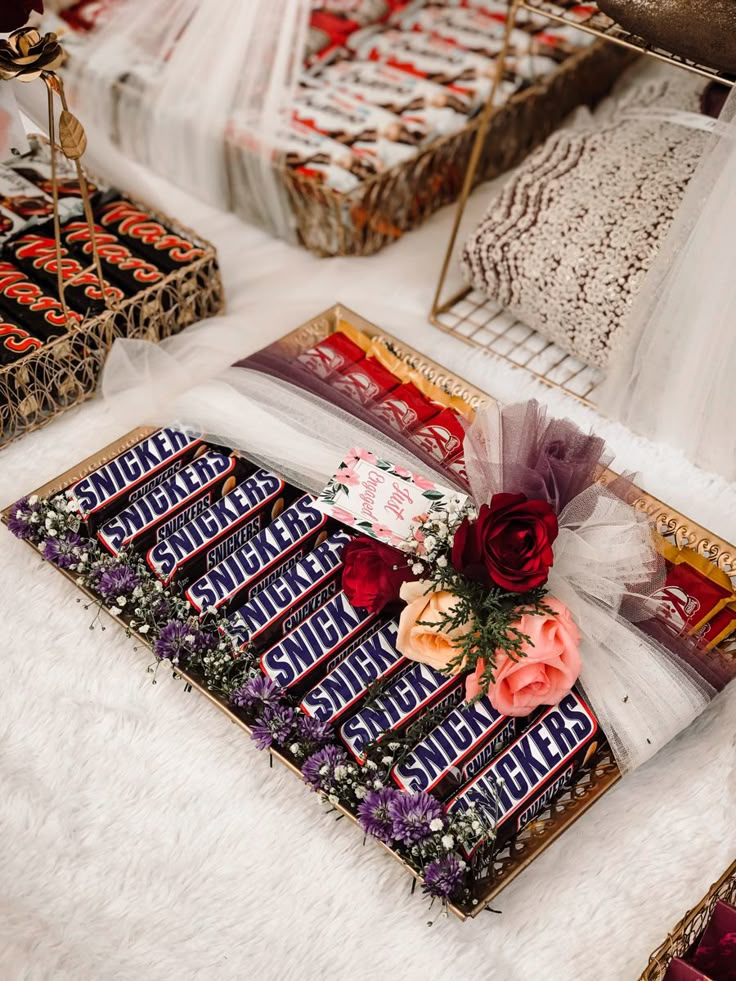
{"left": 4, "top": 303, "right": 734, "bottom": 920}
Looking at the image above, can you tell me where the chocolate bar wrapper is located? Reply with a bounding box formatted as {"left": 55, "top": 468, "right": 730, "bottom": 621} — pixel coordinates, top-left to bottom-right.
{"left": 0, "top": 317, "right": 44, "bottom": 364}
{"left": 0, "top": 260, "right": 80, "bottom": 341}
{"left": 331, "top": 355, "right": 400, "bottom": 407}
{"left": 445, "top": 452, "right": 470, "bottom": 489}
{"left": 60, "top": 221, "right": 166, "bottom": 296}
{"left": 691, "top": 899, "right": 736, "bottom": 980}
{"left": 391, "top": 5, "right": 530, "bottom": 59}
{"left": 300, "top": 619, "right": 405, "bottom": 723}
{"left": 0, "top": 167, "right": 63, "bottom": 242}
{"left": 296, "top": 331, "right": 366, "bottom": 381}
{"left": 227, "top": 528, "right": 353, "bottom": 651}
{"left": 6, "top": 232, "right": 124, "bottom": 315}
{"left": 391, "top": 696, "right": 517, "bottom": 798}
{"left": 446, "top": 691, "right": 600, "bottom": 857}
{"left": 260, "top": 590, "right": 382, "bottom": 695}
{"left": 186, "top": 495, "right": 332, "bottom": 614}
{"left": 146, "top": 469, "right": 300, "bottom": 586}
{"left": 97, "top": 451, "right": 251, "bottom": 557}
{"left": 410, "top": 407, "right": 466, "bottom": 465}
{"left": 696, "top": 602, "right": 736, "bottom": 651}
{"left": 9, "top": 154, "right": 98, "bottom": 203}
{"left": 339, "top": 661, "right": 466, "bottom": 762}
{"left": 371, "top": 382, "right": 438, "bottom": 435}
{"left": 650, "top": 541, "right": 733, "bottom": 635}
{"left": 291, "top": 85, "right": 431, "bottom": 170}
{"left": 93, "top": 198, "right": 207, "bottom": 273}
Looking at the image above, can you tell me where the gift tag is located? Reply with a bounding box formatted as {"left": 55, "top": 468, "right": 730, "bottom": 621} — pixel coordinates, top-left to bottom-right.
{"left": 0, "top": 87, "right": 29, "bottom": 163}
{"left": 316, "top": 448, "right": 469, "bottom": 549}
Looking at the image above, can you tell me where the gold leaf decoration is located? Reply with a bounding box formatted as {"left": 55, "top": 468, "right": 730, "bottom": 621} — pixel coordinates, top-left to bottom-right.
{"left": 59, "top": 110, "right": 87, "bottom": 160}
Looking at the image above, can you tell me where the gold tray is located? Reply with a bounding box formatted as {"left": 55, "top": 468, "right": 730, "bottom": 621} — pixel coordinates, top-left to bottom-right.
{"left": 5, "top": 303, "right": 735, "bottom": 920}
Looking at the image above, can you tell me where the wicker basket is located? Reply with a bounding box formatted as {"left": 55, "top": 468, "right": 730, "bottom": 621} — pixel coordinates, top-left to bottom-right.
{"left": 0, "top": 207, "right": 224, "bottom": 449}
{"left": 641, "top": 861, "right": 736, "bottom": 980}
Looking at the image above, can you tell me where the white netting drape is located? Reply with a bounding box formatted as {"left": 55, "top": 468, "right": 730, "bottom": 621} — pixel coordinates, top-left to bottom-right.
{"left": 64, "top": 0, "right": 310, "bottom": 238}
{"left": 599, "top": 86, "right": 736, "bottom": 480}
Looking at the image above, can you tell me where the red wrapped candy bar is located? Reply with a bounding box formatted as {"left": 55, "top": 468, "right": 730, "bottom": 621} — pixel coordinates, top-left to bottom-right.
{"left": 332, "top": 355, "right": 399, "bottom": 407}
{"left": 297, "top": 331, "right": 366, "bottom": 381}
{"left": 651, "top": 542, "right": 734, "bottom": 636}
{"left": 410, "top": 407, "right": 466, "bottom": 465}
{"left": 371, "top": 382, "right": 438, "bottom": 435}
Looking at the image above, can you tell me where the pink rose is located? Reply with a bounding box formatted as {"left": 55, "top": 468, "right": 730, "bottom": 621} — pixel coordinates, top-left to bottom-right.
{"left": 396, "top": 581, "right": 471, "bottom": 673}
{"left": 465, "top": 598, "right": 581, "bottom": 717}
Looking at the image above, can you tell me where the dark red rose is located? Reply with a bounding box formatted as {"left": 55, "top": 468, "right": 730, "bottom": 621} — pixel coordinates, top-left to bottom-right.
{"left": 451, "top": 493, "right": 558, "bottom": 593}
{"left": 342, "top": 535, "right": 413, "bottom": 614}
{"left": 0, "top": 2, "right": 43, "bottom": 33}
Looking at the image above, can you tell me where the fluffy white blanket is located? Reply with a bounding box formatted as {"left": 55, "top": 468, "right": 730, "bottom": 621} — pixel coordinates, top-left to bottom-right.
{"left": 1, "top": 131, "right": 734, "bottom": 981}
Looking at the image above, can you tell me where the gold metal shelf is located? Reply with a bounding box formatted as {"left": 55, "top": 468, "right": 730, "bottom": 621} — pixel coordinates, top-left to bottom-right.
{"left": 523, "top": 1, "right": 736, "bottom": 88}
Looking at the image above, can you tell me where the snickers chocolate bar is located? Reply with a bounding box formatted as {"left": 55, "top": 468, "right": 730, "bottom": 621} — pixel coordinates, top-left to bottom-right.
{"left": 97, "top": 451, "right": 248, "bottom": 556}
{"left": 67, "top": 427, "right": 204, "bottom": 531}
{"left": 296, "top": 331, "right": 366, "bottom": 381}
{"left": 146, "top": 469, "right": 297, "bottom": 585}
{"left": 60, "top": 221, "right": 166, "bottom": 296}
{"left": 0, "top": 260, "right": 81, "bottom": 342}
{"left": 94, "top": 198, "right": 206, "bottom": 272}
{"left": 6, "top": 233, "right": 124, "bottom": 315}
{"left": 339, "top": 661, "right": 465, "bottom": 762}
{"left": 186, "top": 495, "right": 330, "bottom": 614}
{"left": 331, "top": 356, "right": 399, "bottom": 407}
{"left": 410, "top": 408, "right": 466, "bottom": 465}
{"left": 446, "top": 691, "right": 599, "bottom": 857}
{"left": 371, "top": 382, "right": 438, "bottom": 435}
{"left": 300, "top": 619, "right": 405, "bottom": 724}
{"left": 227, "top": 529, "right": 352, "bottom": 651}
{"left": 392, "top": 696, "right": 516, "bottom": 798}
{"left": 260, "top": 589, "right": 381, "bottom": 694}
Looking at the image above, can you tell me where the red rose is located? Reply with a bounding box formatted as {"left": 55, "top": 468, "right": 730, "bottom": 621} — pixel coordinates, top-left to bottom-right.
{"left": 342, "top": 535, "right": 413, "bottom": 613}
{"left": 0, "top": 2, "right": 43, "bottom": 33}
{"left": 451, "top": 493, "right": 558, "bottom": 592}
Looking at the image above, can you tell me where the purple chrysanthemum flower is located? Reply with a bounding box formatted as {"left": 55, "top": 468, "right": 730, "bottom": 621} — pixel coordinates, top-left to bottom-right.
{"left": 388, "top": 791, "right": 444, "bottom": 845}
{"left": 42, "top": 531, "right": 83, "bottom": 570}
{"left": 250, "top": 704, "right": 296, "bottom": 751}
{"left": 302, "top": 744, "right": 347, "bottom": 792}
{"left": 7, "top": 497, "right": 39, "bottom": 540}
{"left": 230, "top": 674, "right": 284, "bottom": 711}
{"left": 423, "top": 853, "right": 465, "bottom": 900}
{"left": 297, "top": 714, "right": 333, "bottom": 746}
{"left": 358, "top": 787, "right": 397, "bottom": 843}
{"left": 96, "top": 564, "right": 140, "bottom": 602}
{"left": 153, "top": 620, "right": 199, "bottom": 665}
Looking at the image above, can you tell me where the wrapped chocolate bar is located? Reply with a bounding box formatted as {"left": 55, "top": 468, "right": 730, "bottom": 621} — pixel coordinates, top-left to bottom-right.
{"left": 331, "top": 355, "right": 400, "bottom": 407}
{"left": 391, "top": 4, "right": 531, "bottom": 60}
{"left": 296, "top": 331, "right": 366, "bottom": 381}
{"left": 371, "top": 382, "right": 439, "bottom": 435}
{"left": 410, "top": 407, "right": 466, "bottom": 466}
{"left": 0, "top": 169, "right": 60, "bottom": 243}
{"left": 300, "top": 619, "right": 405, "bottom": 723}
{"left": 260, "top": 590, "right": 383, "bottom": 695}
{"left": 0, "top": 319, "right": 44, "bottom": 364}
{"left": 97, "top": 451, "right": 251, "bottom": 556}
{"left": 0, "top": 260, "right": 80, "bottom": 342}
{"left": 94, "top": 198, "right": 207, "bottom": 273}
{"left": 446, "top": 691, "right": 599, "bottom": 857}
{"left": 186, "top": 495, "right": 331, "bottom": 614}
{"left": 66, "top": 427, "right": 204, "bottom": 532}
{"left": 391, "top": 696, "right": 517, "bottom": 798}
{"left": 60, "top": 221, "right": 166, "bottom": 295}
{"left": 651, "top": 541, "right": 734, "bottom": 636}
{"left": 146, "top": 469, "right": 299, "bottom": 585}
{"left": 339, "top": 661, "right": 465, "bottom": 762}
{"left": 228, "top": 529, "right": 353, "bottom": 651}
{"left": 6, "top": 232, "right": 124, "bottom": 315}
{"left": 696, "top": 602, "right": 736, "bottom": 651}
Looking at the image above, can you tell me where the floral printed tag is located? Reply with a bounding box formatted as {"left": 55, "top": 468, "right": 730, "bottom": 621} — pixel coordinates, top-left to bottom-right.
{"left": 316, "top": 448, "right": 469, "bottom": 549}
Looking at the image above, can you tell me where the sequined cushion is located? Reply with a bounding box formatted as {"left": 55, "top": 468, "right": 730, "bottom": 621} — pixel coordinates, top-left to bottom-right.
{"left": 461, "top": 73, "right": 709, "bottom": 369}
{"left": 598, "top": 0, "right": 736, "bottom": 74}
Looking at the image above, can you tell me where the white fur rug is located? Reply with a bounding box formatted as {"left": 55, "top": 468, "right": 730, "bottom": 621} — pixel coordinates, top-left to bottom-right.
{"left": 1, "top": 137, "right": 735, "bottom": 981}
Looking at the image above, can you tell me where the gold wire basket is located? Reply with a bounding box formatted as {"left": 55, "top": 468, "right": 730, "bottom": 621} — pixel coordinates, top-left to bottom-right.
{"left": 5, "top": 303, "right": 734, "bottom": 920}
{"left": 640, "top": 860, "right": 736, "bottom": 980}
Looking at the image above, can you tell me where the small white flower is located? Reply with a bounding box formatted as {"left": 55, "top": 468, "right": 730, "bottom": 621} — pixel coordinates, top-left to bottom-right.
{"left": 109, "top": 606, "right": 121, "bottom": 616}
{"left": 333, "top": 765, "right": 348, "bottom": 781}
{"left": 472, "top": 821, "right": 481, "bottom": 833}
{"left": 28, "top": 495, "right": 38, "bottom": 506}
{"left": 381, "top": 755, "right": 393, "bottom": 765}
{"left": 411, "top": 562, "right": 424, "bottom": 575}
{"left": 365, "top": 760, "right": 377, "bottom": 771}
{"left": 139, "top": 624, "right": 150, "bottom": 635}
{"left": 429, "top": 818, "right": 444, "bottom": 832}
{"left": 388, "top": 742, "right": 400, "bottom": 751}
{"left": 319, "top": 764, "right": 329, "bottom": 776}
{"left": 206, "top": 605, "right": 218, "bottom": 615}
{"left": 289, "top": 743, "right": 300, "bottom": 755}
{"left": 185, "top": 634, "right": 195, "bottom": 645}
{"left": 436, "top": 555, "right": 448, "bottom": 568}
{"left": 424, "top": 535, "right": 436, "bottom": 552}
{"left": 372, "top": 779, "right": 383, "bottom": 789}
{"left": 133, "top": 586, "right": 143, "bottom": 598}
{"left": 117, "top": 596, "right": 127, "bottom": 607}
{"left": 328, "top": 793, "right": 340, "bottom": 806}
{"left": 30, "top": 513, "right": 40, "bottom": 524}
{"left": 354, "top": 786, "right": 367, "bottom": 800}
{"left": 47, "top": 528, "right": 58, "bottom": 537}
{"left": 155, "top": 581, "right": 163, "bottom": 592}
{"left": 441, "top": 834, "right": 454, "bottom": 849}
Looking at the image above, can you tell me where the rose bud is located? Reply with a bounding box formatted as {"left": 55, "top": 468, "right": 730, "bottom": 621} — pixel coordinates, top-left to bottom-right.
{"left": 451, "top": 493, "right": 558, "bottom": 592}
{"left": 341, "top": 535, "right": 414, "bottom": 614}
{"left": 396, "top": 580, "right": 471, "bottom": 673}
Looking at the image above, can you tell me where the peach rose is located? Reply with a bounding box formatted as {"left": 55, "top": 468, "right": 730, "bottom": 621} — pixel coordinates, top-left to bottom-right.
{"left": 396, "top": 580, "right": 471, "bottom": 673}
{"left": 465, "top": 598, "right": 581, "bottom": 717}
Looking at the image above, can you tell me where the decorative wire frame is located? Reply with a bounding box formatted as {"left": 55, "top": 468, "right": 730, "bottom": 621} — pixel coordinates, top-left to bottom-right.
{"left": 430, "top": 1, "right": 736, "bottom": 406}
{"left": 6, "top": 305, "right": 734, "bottom": 920}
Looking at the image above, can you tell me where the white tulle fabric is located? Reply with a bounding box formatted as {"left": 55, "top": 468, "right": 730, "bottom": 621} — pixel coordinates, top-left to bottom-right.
{"left": 599, "top": 89, "right": 736, "bottom": 479}
{"left": 463, "top": 403, "right": 714, "bottom": 774}
{"left": 100, "top": 335, "right": 458, "bottom": 496}
{"left": 64, "top": 0, "right": 309, "bottom": 238}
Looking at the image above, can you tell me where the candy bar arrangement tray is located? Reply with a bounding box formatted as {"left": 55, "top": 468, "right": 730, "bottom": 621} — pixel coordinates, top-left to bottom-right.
{"left": 0, "top": 138, "right": 223, "bottom": 449}
{"left": 5, "top": 304, "right": 734, "bottom": 921}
